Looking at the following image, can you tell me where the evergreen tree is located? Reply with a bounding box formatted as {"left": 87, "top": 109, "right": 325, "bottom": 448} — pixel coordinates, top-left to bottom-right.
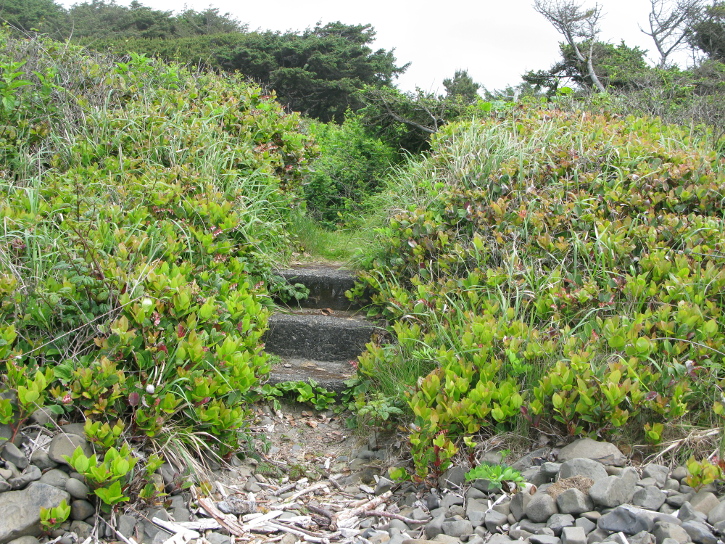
{"left": 443, "top": 70, "right": 481, "bottom": 103}
{"left": 0, "top": 0, "right": 68, "bottom": 37}
{"left": 689, "top": 2, "right": 725, "bottom": 60}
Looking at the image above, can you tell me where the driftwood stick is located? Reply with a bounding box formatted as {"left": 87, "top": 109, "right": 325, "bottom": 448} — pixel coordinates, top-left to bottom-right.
{"left": 364, "top": 511, "right": 428, "bottom": 525}
{"left": 244, "top": 511, "right": 284, "bottom": 527}
{"left": 327, "top": 476, "right": 344, "bottom": 492}
{"left": 337, "top": 491, "right": 392, "bottom": 523}
{"left": 268, "top": 521, "right": 323, "bottom": 537}
{"left": 273, "top": 482, "right": 297, "bottom": 496}
{"left": 260, "top": 521, "right": 330, "bottom": 543}
{"left": 307, "top": 504, "right": 334, "bottom": 521}
{"left": 173, "top": 520, "right": 222, "bottom": 531}
{"left": 282, "top": 482, "right": 328, "bottom": 503}
{"left": 152, "top": 517, "right": 201, "bottom": 538}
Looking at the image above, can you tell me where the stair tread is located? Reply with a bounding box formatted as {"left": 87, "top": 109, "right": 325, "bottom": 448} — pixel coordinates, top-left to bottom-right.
{"left": 267, "top": 357, "right": 355, "bottom": 392}
{"left": 278, "top": 266, "right": 356, "bottom": 279}
{"left": 268, "top": 311, "right": 373, "bottom": 328}
{"left": 275, "top": 265, "right": 362, "bottom": 311}
{"left": 266, "top": 264, "right": 371, "bottom": 388}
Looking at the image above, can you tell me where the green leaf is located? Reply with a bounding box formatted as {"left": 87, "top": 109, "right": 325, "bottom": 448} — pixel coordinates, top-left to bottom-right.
{"left": 94, "top": 480, "right": 128, "bottom": 506}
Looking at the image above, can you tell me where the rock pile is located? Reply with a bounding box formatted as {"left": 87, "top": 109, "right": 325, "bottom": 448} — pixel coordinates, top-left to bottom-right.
{"left": 406, "top": 438, "right": 725, "bottom": 544}
{"left": 2, "top": 419, "right": 724, "bottom": 544}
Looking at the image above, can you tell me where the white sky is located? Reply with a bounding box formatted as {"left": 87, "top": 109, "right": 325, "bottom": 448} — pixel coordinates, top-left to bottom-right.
{"left": 57, "top": 0, "right": 694, "bottom": 93}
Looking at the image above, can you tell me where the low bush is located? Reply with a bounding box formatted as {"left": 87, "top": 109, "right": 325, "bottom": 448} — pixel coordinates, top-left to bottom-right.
{"left": 351, "top": 107, "right": 725, "bottom": 480}
{"left": 304, "top": 113, "right": 398, "bottom": 228}
{"left": 0, "top": 30, "right": 315, "bottom": 498}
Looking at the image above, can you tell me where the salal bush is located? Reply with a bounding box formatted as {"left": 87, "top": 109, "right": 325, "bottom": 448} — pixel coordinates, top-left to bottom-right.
{"left": 352, "top": 108, "right": 725, "bottom": 480}
{"left": 0, "top": 31, "right": 316, "bottom": 478}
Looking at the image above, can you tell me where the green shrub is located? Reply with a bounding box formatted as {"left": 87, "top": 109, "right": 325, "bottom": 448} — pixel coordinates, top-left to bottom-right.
{"left": 352, "top": 107, "right": 725, "bottom": 479}
{"left": 465, "top": 463, "right": 525, "bottom": 490}
{"left": 304, "top": 113, "right": 397, "bottom": 227}
{"left": 0, "top": 30, "right": 315, "bottom": 496}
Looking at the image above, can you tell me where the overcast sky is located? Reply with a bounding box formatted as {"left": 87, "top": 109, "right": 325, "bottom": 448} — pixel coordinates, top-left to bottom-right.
{"left": 57, "top": 0, "right": 694, "bottom": 93}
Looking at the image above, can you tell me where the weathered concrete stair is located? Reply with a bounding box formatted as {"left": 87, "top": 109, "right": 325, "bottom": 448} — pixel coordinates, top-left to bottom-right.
{"left": 264, "top": 265, "right": 373, "bottom": 392}
{"left": 276, "top": 265, "right": 361, "bottom": 311}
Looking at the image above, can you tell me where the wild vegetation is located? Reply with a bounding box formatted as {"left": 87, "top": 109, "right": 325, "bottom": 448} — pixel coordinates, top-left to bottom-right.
{"left": 1, "top": 0, "right": 725, "bottom": 503}
{"left": 0, "top": 30, "right": 315, "bottom": 506}
{"left": 351, "top": 107, "right": 725, "bottom": 480}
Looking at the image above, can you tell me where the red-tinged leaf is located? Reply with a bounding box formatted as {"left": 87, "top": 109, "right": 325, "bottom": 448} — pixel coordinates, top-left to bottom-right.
{"left": 157, "top": 344, "right": 168, "bottom": 354}
{"left": 129, "top": 392, "right": 140, "bottom": 407}
{"left": 177, "top": 324, "right": 186, "bottom": 338}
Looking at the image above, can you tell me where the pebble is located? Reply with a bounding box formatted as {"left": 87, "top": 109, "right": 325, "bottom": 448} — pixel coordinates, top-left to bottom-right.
{"left": 559, "top": 458, "right": 609, "bottom": 482}
{"left": 526, "top": 492, "right": 559, "bottom": 522}
{"left": 682, "top": 520, "right": 718, "bottom": 544}
{"left": 47, "top": 433, "right": 92, "bottom": 465}
{"left": 441, "top": 518, "right": 472, "bottom": 538}
{"left": 632, "top": 486, "right": 666, "bottom": 511}
{"left": 65, "top": 478, "right": 89, "bottom": 499}
{"left": 70, "top": 500, "right": 95, "bottom": 521}
{"left": 690, "top": 490, "right": 720, "bottom": 515}
{"left": 653, "top": 521, "right": 690, "bottom": 544}
{"left": 589, "top": 475, "right": 637, "bottom": 508}
{"left": 557, "top": 488, "right": 594, "bottom": 515}
{"left": 1, "top": 443, "right": 28, "bottom": 470}
{"left": 562, "top": 526, "right": 587, "bottom": 544}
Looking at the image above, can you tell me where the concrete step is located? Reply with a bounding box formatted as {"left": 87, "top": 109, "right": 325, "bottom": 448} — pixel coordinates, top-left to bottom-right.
{"left": 264, "top": 310, "right": 376, "bottom": 362}
{"left": 276, "top": 265, "right": 360, "bottom": 310}
{"left": 266, "top": 357, "right": 355, "bottom": 393}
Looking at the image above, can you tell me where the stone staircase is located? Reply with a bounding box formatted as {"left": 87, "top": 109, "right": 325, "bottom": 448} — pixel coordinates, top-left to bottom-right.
{"left": 264, "top": 265, "right": 375, "bottom": 392}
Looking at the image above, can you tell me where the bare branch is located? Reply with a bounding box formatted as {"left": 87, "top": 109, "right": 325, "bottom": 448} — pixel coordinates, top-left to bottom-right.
{"left": 640, "top": 0, "right": 705, "bottom": 67}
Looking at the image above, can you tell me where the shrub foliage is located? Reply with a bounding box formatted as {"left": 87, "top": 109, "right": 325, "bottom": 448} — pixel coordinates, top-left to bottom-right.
{"left": 352, "top": 107, "right": 725, "bottom": 480}
{"left": 0, "top": 31, "right": 315, "bottom": 471}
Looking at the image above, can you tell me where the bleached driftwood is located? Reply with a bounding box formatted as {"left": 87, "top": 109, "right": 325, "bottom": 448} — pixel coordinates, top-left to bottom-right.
{"left": 152, "top": 517, "right": 201, "bottom": 544}
{"left": 173, "top": 519, "right": 222, "bottom": 531}
{"left": 282, "top": 482, "right": 329, "bottom": 503}
{"left": 363, "top": 510, "right": 428, "bottom": 524}
{"left": 243, "top": 510, "right": 284, "bottom": 527}
{"left": 335, "top": 491, "right": 392, "bottom": 529}
{"left": 255, "top": 521, "right": 330, "bottom": 543}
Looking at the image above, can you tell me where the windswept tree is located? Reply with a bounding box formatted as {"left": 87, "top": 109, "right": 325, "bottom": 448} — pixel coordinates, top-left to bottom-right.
{"left": 68, "top": 1, "right": 243, "bottom": 41}
{"left": 358, "top": 86, "right": 474, "bottom": 153}
{"left": 640, "top": 0, "right": 705, "bottom": 67}
{"left": 533, "top": 0, "right": 607, "bottom": 92}
{"left": 87, "top": 20, "right": 407, "bottom": 123}
{"left": 0, "top": 0, "right": 68, "bottom": 37}
{"left": 523, "top": 41, "right": 649, "bottom": 94}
